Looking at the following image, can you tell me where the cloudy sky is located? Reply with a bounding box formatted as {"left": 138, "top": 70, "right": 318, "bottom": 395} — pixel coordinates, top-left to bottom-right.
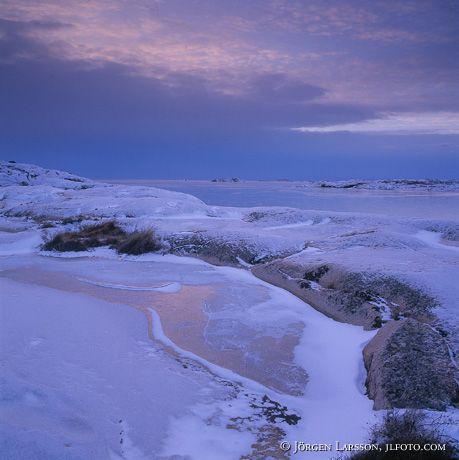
{"left": 0, "top": 0, "right": 458, "bottom": 179}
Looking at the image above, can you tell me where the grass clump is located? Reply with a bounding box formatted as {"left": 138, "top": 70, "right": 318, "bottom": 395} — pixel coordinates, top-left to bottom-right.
{"left": 43, "top": 220, "right": 125, "bottom": 252}
{"left": 116, "top": 229, "right": 161, "bottom": 255}
{"left": 347, "top": 410, "right": 457, "bottom": 459}
{"left": 43, "top": 221, "right": 161, "bottom": 255}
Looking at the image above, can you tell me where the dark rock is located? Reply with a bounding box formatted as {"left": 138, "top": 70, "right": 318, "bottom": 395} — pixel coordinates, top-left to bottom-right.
{"left": 167, "top": 233, "right": 258, "bottom": 266}
{"left": 252, "top": 261, "right": 381, "bottom": 328}
{"left": 303, "top": 265, "right": 329, "bottom": 282}
{"left": 363, "top": 319, "right": 458, "bottom": 410}
{"left": 167, "top": 233, "right": 290, "bottom": 267}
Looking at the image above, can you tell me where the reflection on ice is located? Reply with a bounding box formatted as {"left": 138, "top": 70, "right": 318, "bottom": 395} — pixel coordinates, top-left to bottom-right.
{"left": 78, "top": 278, "right": 182, "bottom": 293}
{"left": 1, "top": 254, "right": 307, "bottom": 395}
{"left": 1, "top": 248, "right": 379, "bottom": 458}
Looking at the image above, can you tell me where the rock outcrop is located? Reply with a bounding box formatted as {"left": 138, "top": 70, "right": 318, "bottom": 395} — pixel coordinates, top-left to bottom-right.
{"left": 253, "top": 260, "right": 458, "bottom": 411}
{"left": 363, "top": 319, "right": 458, "bottom": 410}
{"left": 167, "top": 232, "right": 294, "bottom": 267}
{"left": 252, "top": 261, "right": 384, "bottom": 329}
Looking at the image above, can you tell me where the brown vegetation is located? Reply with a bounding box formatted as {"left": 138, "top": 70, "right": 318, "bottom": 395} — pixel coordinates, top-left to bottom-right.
{"left": 116, "top": 229, "right": 161, "bottom": 255}
{"left": 42, "top": 220, "right": 161, "bottom": 255}
{"left": 347, "top": 410, "right": 457, "bottom": 459}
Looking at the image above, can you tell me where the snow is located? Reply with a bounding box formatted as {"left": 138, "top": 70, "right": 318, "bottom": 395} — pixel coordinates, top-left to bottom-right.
{"left": 160, "top": 405, "right": 256, "bottom": 460}
{"left": 210, "top": 265, "right": 379, "bottom": 453}
{"left": 0, "top": 162, "right": 93, "bottom": 189}
{"left": 0, "top": 228, "right": 42, "bottom": 255}
{"left": 0, "top": 248, "right": 378, "bottom": 458}
{"left": 0, "top": 162, "right": 218, "bottom": 224}
{"left": 0, "top": 277, "right": 228, "bottom": 460}
{"left": 266, "top": 220, "right": 314, "bottom": 230}
{"left": 121, "top": 178, "right": 459, "bottom": 219}
{"left": 415, "top": 230, "right": 459, "bottom": 253}
{"left": 368, "top": 297, "right": 396, "bottom": 322}
{"left": 1, "top": 162, "right": 458, "bottom": 458}
{"left": 313, "top": 178, "right": 459, "bottom": 191}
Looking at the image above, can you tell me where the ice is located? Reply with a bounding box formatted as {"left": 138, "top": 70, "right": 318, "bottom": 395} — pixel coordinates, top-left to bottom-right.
{"left": 78, "top": 279, "right": 183, "bottom": 293}
{"left": 0, "top": 277, "right": 230, "bottom": 459}
{"left": 122, "top": 178, "right": 459, "bottom": 219}
{"left": 1, "top": 162, "right": 458, "bottom": 458}
{"left": 0, "top": 250, "right": 380, "bottom": 458}
{"left": 149, "top": 307, "right": 273, "bottom": 394}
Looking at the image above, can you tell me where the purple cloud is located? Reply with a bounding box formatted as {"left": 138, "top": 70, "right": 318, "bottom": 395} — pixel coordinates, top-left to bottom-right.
{"left": 0, "top": 0, "right": 457, "bottom": 179}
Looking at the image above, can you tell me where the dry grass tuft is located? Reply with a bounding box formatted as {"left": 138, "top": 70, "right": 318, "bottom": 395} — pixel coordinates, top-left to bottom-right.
{"left": 42, "top": 221, "right": 161, "bottom": 255}
{"left": 346, "top": 410, "right": 457, "bottom": 459}
{"left": 116, "top": 229, "right": 161, "bottom": 255}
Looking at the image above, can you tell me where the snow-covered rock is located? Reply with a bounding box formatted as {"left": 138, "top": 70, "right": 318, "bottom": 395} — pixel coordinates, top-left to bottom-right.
{"left": 0, "top": 161, "right": 93, "bottom": 189}
{"left": 364, "top": 319, "right": 457, "bottom": 410}
{"left": 315, "top": 178, "right": 459, "bottom": 191}
{"left": 1, "top": 161, "right": 458, "bottom": 427}
{"left": 0, "top": 161, "right": 214, "bottom": 221}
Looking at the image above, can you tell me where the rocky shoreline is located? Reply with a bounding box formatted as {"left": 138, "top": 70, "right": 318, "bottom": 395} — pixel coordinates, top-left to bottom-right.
{"left": 2, "top": 161, "right": 458, "bottom": 414}
{"left": 251, "top": 259, "right": 458, "bottom": 411}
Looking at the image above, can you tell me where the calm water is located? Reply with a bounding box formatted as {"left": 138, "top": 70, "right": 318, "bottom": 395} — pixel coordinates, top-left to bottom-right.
{"left": 106, "top": 180, "right": 459, "bottom": 220}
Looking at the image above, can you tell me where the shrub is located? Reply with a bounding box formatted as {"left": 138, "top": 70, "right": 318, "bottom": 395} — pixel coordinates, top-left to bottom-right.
{"left": 115, "top": 229, "right": 161, "bottom": 255}
{"left": 347, "top": 410, "right": 457, "bottom": 459}
{"left": 81, "top": 220, "right": 125, "bottom": 238}
{"left": 42, "top": 220, "right": 126, "bottom": 252}
{"left": 43, "top": 221, "right": 161, "bottom": 255}
{"left": 43, "top": 233, "right": 88, "bottom": 252}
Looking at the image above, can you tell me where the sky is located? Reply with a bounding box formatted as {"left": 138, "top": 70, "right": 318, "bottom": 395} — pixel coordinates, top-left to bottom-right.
{"left": 0, "top": 0, "right": 458, "bottom": 179}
